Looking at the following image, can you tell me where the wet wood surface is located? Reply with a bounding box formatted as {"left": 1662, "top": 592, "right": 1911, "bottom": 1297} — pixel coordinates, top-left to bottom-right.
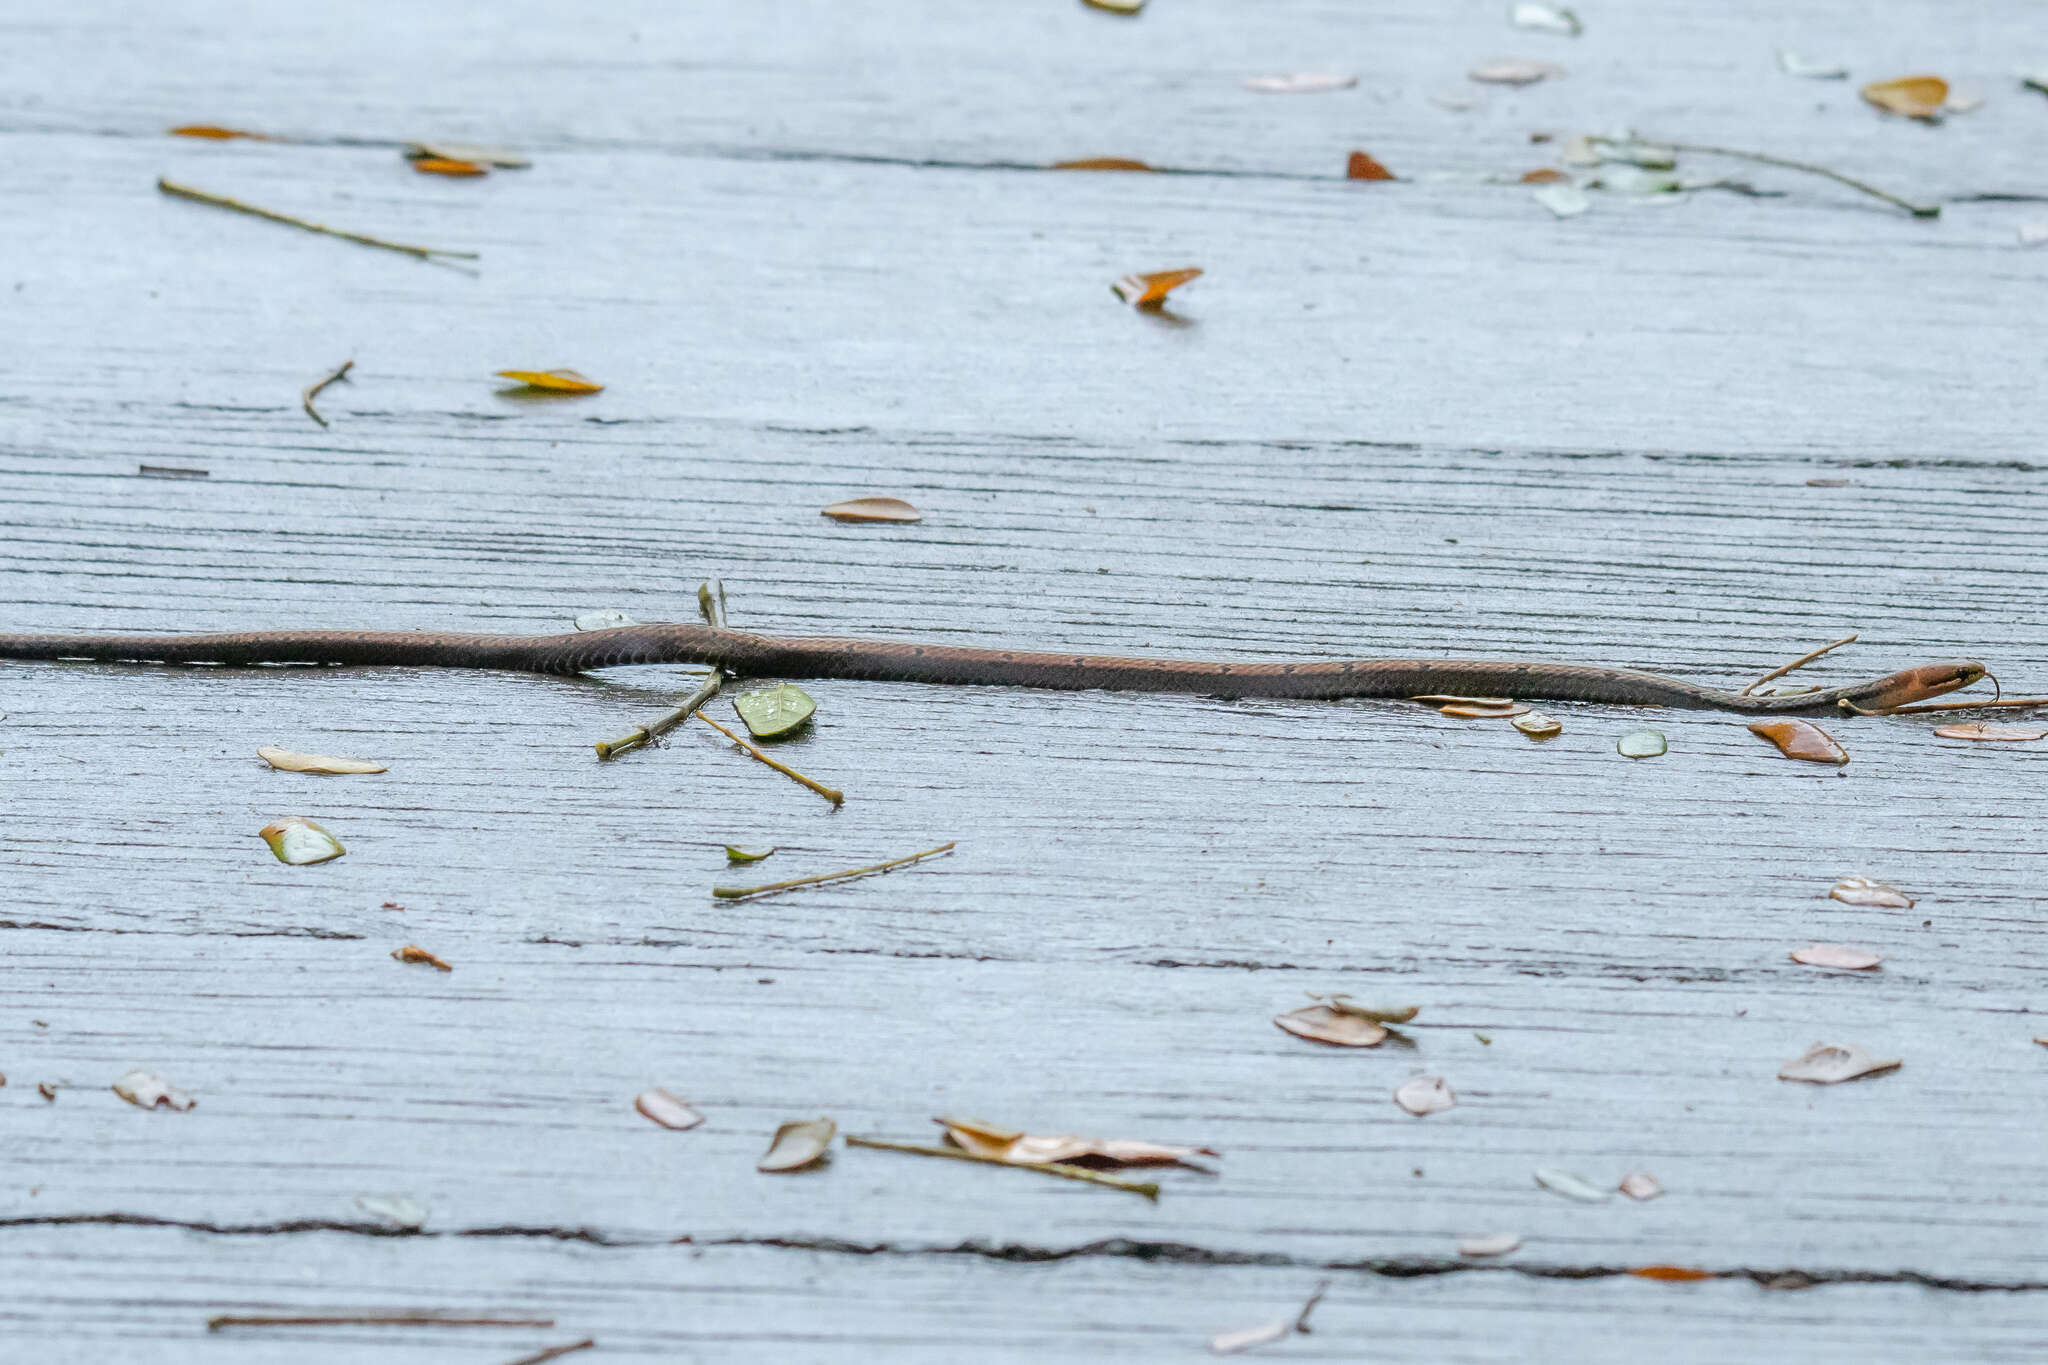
{"left": 5, "top": 1, "right": 2048, "bottom": 1360}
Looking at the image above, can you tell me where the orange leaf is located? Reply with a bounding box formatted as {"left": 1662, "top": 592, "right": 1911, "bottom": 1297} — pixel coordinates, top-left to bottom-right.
{"left": 1629, "top": 1266, "right": 1714, "bottom": 1283}
{"left": 1861, "top": 75, "right": 1948, "bottom": 120}
{"left": 1747, "top": 718, "right": 1849, "bottom": 765}
{"left": 1112, "top": 267, "right": 1202, "bottom": 307}
{"left": 1054, "top": 157, "right": 1155, "bottom": 172}
{"left": 413, "top": 156, "right": 488, "bottom": 177}
{"left": 1521, "top": 167, "right": 1569, "bottom": 183}
{"left": 495, "top": 369, "right": 604, "bottom": 394}
{"left": 1346, "top": 151, "right": 1396, "bottom": 181}
{"left": 392, "top": 944, "right": 452, "bottom": 971}
{"left": 169, "top": 124, "right": 268, "bottom": 140}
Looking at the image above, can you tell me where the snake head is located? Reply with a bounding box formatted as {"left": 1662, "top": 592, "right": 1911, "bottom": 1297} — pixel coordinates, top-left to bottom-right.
{"left": 1862, "top": 660, "right": 1985, "bottom": 709}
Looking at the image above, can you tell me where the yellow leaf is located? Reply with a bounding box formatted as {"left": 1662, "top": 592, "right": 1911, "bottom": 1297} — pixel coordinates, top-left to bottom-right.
{"left": 1861, "top": 75, "right": 1948, "bottom": 120}
{"left": 495, "top": 369, "right": 604, "bottom": 394}
{"left": 412, "top": 157, "right": 488, "bottom": 178}
{"left": 169, "top": 124, "right": 268, "bottom": 140}
{"left": 1111, "top": 267, "right": 1202, "bottom": 307}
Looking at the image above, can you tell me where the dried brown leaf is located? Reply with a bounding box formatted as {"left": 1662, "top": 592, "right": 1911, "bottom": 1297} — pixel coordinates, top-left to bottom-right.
{"left": 1630, "top": 1265, "right": 1714, "bottom": 1282}
{"left": 1778, "top": 1041, "right": 1901, "bottom": 1085}
{"left": 1790, "top": 944, "right": 1882, "bottom": 971}
{"left": 412, "top": 156, "right": 488, "bottom": 177}
{"left": 757, "top": 1117, "right": 836, "bottom": 1171}
{"left": 1830, "top": 876, "right": 1913, "bottom": 909}
{"left": 821, "top": 496, "right": 922, "bottom": 524}
{"left": 1274, "top": 1004, "right": 1387, "bottom": 1047}
{"left": 1934, "top": 722, "right": 2048, "bottom": 741}
{"left": 939, "top": 1116, "right": 1214, "bottom": 1168}
{"left": 1345, "top": 151, "right": 1396, "bottom": 181}
{"left": 1112, "top": 267, "right": 1203, "bottom": 307}
{"left": 1747, "top": 718, "right": 1849, "bottom": 764}
{"left": 258, "top": 746, "right": 386, "bottom": 775}
{"left": 635, "top": 1087, "right": 705, "bottom": 1131}
{"left": 1053, "top": 157, "right": 1154, "bottom": 171}
{"left": 1861, "top": 75, "right": 1949, "bottom": 120}
{"left": 392, "top": 944, "right": 452, "bottom": 971}
{"left": 169, "top": 124, "right": 269, "bottom": 140}
{"left": 1521, "top": 167, "right": 1569, "bottom": 184}
{"left": 495, "top": 369, "right": 604, "bottom": 393}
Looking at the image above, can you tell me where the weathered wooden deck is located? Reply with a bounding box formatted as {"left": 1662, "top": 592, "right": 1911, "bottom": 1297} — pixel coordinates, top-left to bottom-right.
{"left": 6, "top": 1, "right": 2048, "bottom": 1360}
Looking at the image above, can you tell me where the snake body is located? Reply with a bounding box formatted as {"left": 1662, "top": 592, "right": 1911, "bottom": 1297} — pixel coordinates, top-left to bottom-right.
{"left": 0, "top": 623, "right": 1983, "bottom": 714}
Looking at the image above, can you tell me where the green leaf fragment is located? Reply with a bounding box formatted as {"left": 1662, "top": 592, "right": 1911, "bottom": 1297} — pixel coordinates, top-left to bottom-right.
{"left": 733, "top": 684, "right": 816, "bottom": 740}
{"left": 1617, "top": 729, "right": 1667, "bottom": 759}
{"left": 725, "top": 844, "right": 776, "bottom": 864}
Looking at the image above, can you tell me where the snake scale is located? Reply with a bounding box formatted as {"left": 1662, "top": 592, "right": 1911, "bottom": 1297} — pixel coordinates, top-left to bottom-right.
{"left": 0, "top": 623, "right": 1984, "bottom": 713}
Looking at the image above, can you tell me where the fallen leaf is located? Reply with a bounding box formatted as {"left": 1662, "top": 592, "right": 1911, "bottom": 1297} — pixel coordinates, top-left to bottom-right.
{"left": 1513, "top": 711, "right": 1562, "bottom": 737}
{"left": 1861, "top": 75, "right": 1949, "bottom": 120}
{"left": 1533, "top": 183, "right": 1590, "bottom": 217}
{"left": 940, "top": 1117, "right": 1215, "bottom": 1168}
{"left": 1346, "top": 151, "right": 1396, "bottom": 181}
{"left": 1778, "top": 50, "right": 1849, "bottom": 79}
{"left": 1242, "top": 73, "right": 1359, "bottom": 95}
{"left": 1778, "top": 1041, "right": 1901, "bottom": 1085}
{"left": 259, "top": 817, "right": 344, "bottom": 865}
{"left": 412, "top": 157, "right": 487, "bottom": 177}
{"left": 1617, "top": 729, "right": 1666, "bottom": 758}
{"left": 257, "top": 746, "right": 387, "bottom": 775}
{"left": 1934, "top": 722, "right": 2047, "bottom": 741}
{"left": 725, "top": 844, "right": 776, "bottom": 863}
{"left": 572, "top": 609, "right": 642, "bottom": 631}
{"left": 1534, "top": 1168, "right": 1610, "bottom": 1202}
{"left": 1618, "top": 1170, "right": 1663, "bottom": 1201}
{"left": 1510, "top": 3, "right": 1581, "bottom": 35}
{"left": 1572, "top": 135, "right": 1676, "bottom": 169}
{"left": 1311, "top": 996, "right": 1418, "bottom": 1023}
{"left": 495, "top": 369, "right": 604, "bottom": 394}
{"left": 1790, "top": 944, "right": 1882, "bottom": 971}
{"left": 113, "top": 1069, "right": 195, "bottom": 1111}
{"left": 1274, "top": 1004, "right": 1387, "bottom": 1047}
{"left": 1471, "top": 59, "right": 1564, "bottom": 85}
{"left": 1394, "top": 1074, "right": 1456, "bottom": 1116}
{"left": 2019, "top": 219, "right": 2048, "bottom": 248}
{"left": 355, "top": 1194, "right": 429, "bottom": 1229}
{"left": 404, "top": 141, "right": 530, "bottom": 168}
{"left": 1112, "top": 267, "right": 1203, "bottom": 307}
{"left": 1830, "top": 876, "right": 1913, "bottom": 909}
{"left": 1459, "top": 1232, "right": 1522, "bottom": 1256}
{"left": 2035, "top": 1036, "right": 2048, "bottom": 1048}
{"left": 1208, "top": 1320, "right": 1289, "bottom": 1355}
{"left": 1412, "top": 694, "right": 1512, "bottom": 706}
{"left": 733, "top": 683, "right": 816, "bottom": 740}
{"left": 1631, "top": 1265, "right": 1713, "bottom": 1282}
{"left": 1520, "top": 167, "right": 1569, "bottom": 184}
{"left": 757, "top": 1117, "right": 836, "bottom": 1171}
{"left": 635, "top": 1087, "right": 705, "bottom": 1131}
{"left": 169, "top": 124, "right": 269, "bottom": 140}
{"left": 392, "top": 944, "right": 452, "bottom": 972}
{"left": 37, "top": 1082, "right": 56, "bottom": 1102}
{"left": 1081, "top": 0, "right": 1144, "bottom": 12}
{"left": 1053, "top": 157, "right": 1154, "bottom": 171}
{"left": 821, "top": 496, "right": 922, "bottom": 523}
{"left": 1747, "top": 718, "right": 1849, "bottom": 765}
{"left": 1441, "top": 701, "right": 1530, "bottom": 718}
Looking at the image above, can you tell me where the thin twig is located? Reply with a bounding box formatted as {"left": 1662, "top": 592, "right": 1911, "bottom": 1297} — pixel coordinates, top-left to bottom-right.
{"left": 1601, "top": 138, "right": 1939, "bottom": 217}
{"left": 595, "top": 578, "right": 726, "bottom": 760}
{"left": 301, "top": 359, "right": 353, "bottom": 428}
{"left": 208, "top": 1313, "right": 553, "bottom": 1331}
{"left": 1292, "top": 1280, "right": 1332, "bottom": 1334}
{"left": 713, "top": 841, "right": 952, "bottom": 900}
{"left": 1740, "top": 634, "right": 1858, "bottom": 696}
{"left": 844, "top": 1134, "right": 1159, "bottom": 1199}
{"left": 1840, "top": 695, "right": 2048, "bottom": 716}
{"left": 157, "top": 178, "right": 481, "bottom": 259}
{"left": 698, "top": 712, "right": 845, "bottom": 806}
{"left": 503, "top": 1340, "right": 597, "bottom": 1365}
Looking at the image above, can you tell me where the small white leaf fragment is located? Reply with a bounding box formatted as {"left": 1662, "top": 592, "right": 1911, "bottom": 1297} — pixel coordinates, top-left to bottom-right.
{"left": 1471, "top": 58, "right": 1564, "bottom": 85}
{"left": 113, "top": 1069, "right": 195, "bottom": 1111}
{"left": 259, "top": 816, "right": 345, "bottom": 865}
{"left": 1534, "top": 1167, "right": 1610, "bottom": 1202}
{"left": 1394, "top": 1074, "right": 1456, "bottom": 1117}
{"left": 1513, "top": 711, "right": 1562, "bottom": 737}
{"left": 2020, "top": 219, "right": 2048, "bottom": 248}
{"left": 1459, "top": 1231, "right": 1522, "bottom": 1257}
{"left": 1618, "top": 1171, "right": 1663, "bottom": 1201}
{"left": 1208, "top": 1320, "right": 1291, "bottom": 1356}
{"left": 572, "top": 609, "right": 641, "bottom": 632}
{"left": 821, "top": 496, "right": 922, "bottom": 524}
{"left": 1778, "top": 50, "right": 1849, "bottom": 79}
{"left": 1274, "top": 1004, "right": 1386, "bottom": 1047}
{"left": 1511, "top": 3, "right": 1581, "bottom": 36}
{"left": 257, "top": 746, "right": 386, "bottom": 775}
{"left": 1778, "top": 1042, "right": 1901, "bottom": 1085}
{"left": 1790, "top": 944, "right": 1882, "bottom": 971}
{"left": 355, "top": 1193, "right": 429, "bottom": 1229}
{"left": 1533, "top": 183, "right": 1589, "bottom": 218}
{"left": 1617, "top": 729, "right": 1666, "bottom": 758}
{"left": 758, "top": 1117, "right": 836, "bottom": 1171}
{"left": 635, "top": 1087, "right": 705, "bottom": 1131}
{"left": 1830, "top": 876, "right": 1913, "bottom": 909}
{"left": 1242, "top": 72, "right": 1358, "bottom": 94}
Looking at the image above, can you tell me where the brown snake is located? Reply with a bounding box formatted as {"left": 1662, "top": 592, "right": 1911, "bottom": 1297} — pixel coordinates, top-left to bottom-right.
{"left": 0, "top": 622, "right": 1985, "bottom": 713}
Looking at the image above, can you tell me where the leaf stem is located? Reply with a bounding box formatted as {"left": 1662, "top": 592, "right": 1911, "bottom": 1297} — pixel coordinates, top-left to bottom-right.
{"left": 713, "top": 842, "right": 952, "bottom": 900}
{"left": 1603, "top": 139, "right": 1939, "bottom": 217}
{"left": 1740, "top": 634, "right": 1857, "bottom": 695}
{"left": 300, "top": 358, "right": 353, "bottom": 428}
{"left": 843, "top": 1134, "right": 1159, "bottom": 1199}
{"left": 502, "top": 1340, "right": 596, "bottom": 1365}
{"left": 157, "top": 177, "right": 481, "bottom": 259}
{"left": 698, "top": 712, "right": 845, "bottom": 805}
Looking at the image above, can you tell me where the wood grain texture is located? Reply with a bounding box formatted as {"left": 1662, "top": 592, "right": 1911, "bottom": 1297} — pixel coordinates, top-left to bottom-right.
{"left": 3, "top": 0, "right": 2047, "bottom": 1359}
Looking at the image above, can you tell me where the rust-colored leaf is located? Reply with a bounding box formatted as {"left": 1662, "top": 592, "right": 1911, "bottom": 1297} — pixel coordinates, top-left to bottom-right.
{"left": 1630, "top": 1266, "right": 1714, "bottom": 1282}
{"left": 1274, "top": 1004, "right": 1386, "bottom": 1047}
{"left": 1053, "top": 157, "right": 1154, "bottom": 171}
{"left": 821, "top": 496, "right": 922, "bottom": 523}
{"left": 1521, "top": 167, "right": 1569, "bottom": 183}
{"left": 1830, "top": 876, "right": 1913, "bottom": 909}
{"left": 1441, "top": 701, "right": 1530, "bottom": 718}
{"left": 392, "top": 944, "right": 452, "bottom": 972}
{"left": 1112, "top": 267, "right": 1202, "bottom": 307}
{"left": 1747, "top": 718, "right": 1849, "bottom": 765}
{"left": 635, "top": 1087, "right": 705, "bottom": 1131}
{"left": 1934, "top": 722, "right": 2048, "bottom": 741}
{"left": 1790, "top": 944, "right": 1882, "bottom": 971}
{"left": 412, "top": 156, "right": 488, "bottom": 177}
{"left": 1861, "top": 75, "right": 1949, "bottom": 120}
{"left": 1778, "top": 1041, "right": 1901, "bottom": 1085}
{"left": 1394, "top": 1074, "right": 1456, "bottom": 1116}
{"left": 1346, "top": 151, "right": 1396, "bottom": 181}
{"left": 495, "top": 369, "right": 604, "bottom": 393}
{"left": 939, "top": 1116, "right": 1214, "bottom": 1168}
{"left": 169, "top": 124, "right": 268, "bottom": 140}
